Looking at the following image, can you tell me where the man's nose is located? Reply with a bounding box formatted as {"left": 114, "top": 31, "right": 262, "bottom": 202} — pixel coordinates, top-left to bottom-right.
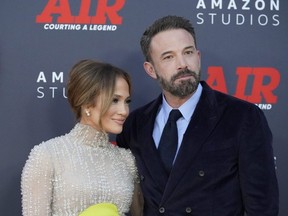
{"left": 177, "top": 56, "right": 188, "bottom": 70}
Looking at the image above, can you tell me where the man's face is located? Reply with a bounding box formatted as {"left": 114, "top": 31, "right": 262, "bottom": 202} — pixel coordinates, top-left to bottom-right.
{"left": 145, "top": 29, "right": 201, "bottom": 98}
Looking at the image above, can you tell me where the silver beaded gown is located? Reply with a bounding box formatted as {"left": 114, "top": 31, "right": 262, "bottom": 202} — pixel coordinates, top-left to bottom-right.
{"left": 21, "top": 123, "right": 137, "bottom": 216}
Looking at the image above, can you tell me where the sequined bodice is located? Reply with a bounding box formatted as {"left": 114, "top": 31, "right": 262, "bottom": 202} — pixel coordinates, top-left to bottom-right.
{"left": 21, "top": 123, "right": 137, "bottom": 216}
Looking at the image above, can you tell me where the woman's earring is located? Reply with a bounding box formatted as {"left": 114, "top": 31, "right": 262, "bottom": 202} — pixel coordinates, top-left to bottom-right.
{"left": 85, "top": 110, "right": 90, "bottom": 117}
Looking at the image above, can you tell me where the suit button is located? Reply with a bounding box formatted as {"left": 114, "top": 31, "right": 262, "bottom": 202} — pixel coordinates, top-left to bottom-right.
{"left": 159, "top": 207, "right": 165, "bottom": 213}
{"left": 198, "top": 170, "right": 205, "bottom": 177}
{"left": 140, "top": 175, "right": 145, "bottom": 181}
{"left": 186, "top": 207, "right": 192, "bottom": 213}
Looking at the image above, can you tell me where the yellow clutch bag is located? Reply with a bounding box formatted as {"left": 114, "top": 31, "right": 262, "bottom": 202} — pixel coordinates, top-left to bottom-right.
{"left": 79, "top": 203, "right": 119, "bottom": 216}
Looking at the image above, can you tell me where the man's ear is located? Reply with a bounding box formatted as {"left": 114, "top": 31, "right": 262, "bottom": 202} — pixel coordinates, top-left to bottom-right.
{"left": 143, "top": 61, "right": 157, "bottom": 79}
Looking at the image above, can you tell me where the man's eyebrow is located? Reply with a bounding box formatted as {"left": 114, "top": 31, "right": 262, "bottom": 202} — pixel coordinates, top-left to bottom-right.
{"left": 184, "top": 45, "right": 196, "bottom": 50}
{"left": 161, "top": 50, "right": 173, "bottom": 57}
{"left": 160, "top": 46, "right": 196, "bottom": 57}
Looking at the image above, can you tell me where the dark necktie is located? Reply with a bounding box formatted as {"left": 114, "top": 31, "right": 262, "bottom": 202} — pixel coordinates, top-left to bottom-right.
{"left": 158, "top": 109, "right": 182, "bottom": 173}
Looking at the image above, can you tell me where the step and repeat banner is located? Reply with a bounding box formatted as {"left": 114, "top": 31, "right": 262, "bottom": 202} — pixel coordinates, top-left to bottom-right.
{"left": 1, "top": 0, "right": 287, "bottom": 215}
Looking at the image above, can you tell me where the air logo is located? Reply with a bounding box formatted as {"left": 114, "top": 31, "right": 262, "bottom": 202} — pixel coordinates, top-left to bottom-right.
{"left": 206, "top": 67, "right": 280, "bottom": 109}
{"left": 36, "top": 0, "right": 125, "bottom": 24}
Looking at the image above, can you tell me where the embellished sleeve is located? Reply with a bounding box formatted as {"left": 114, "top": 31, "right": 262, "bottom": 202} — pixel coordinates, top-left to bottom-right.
{"left": 119, "top": 149, "right": 144, "bottom": 216}
{"left": 119, "top": 148, "right": 138, "bottom": 182}
{"left": 21, "top": 143, "right": 54, "bottom": 216}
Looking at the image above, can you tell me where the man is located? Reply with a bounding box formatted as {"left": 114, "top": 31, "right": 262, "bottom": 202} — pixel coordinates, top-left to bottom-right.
{"left": 117, "top": 15, "right": 278, "bottom": 215}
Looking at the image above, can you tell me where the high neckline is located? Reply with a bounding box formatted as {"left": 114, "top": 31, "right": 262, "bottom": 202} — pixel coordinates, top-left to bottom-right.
{"left": 70, "top": 123, "right": 109, "bottom": 148}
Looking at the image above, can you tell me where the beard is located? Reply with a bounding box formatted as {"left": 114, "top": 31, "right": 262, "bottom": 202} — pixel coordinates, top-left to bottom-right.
{"left": 156, "top": 68, "right": 200, "bottom": 98}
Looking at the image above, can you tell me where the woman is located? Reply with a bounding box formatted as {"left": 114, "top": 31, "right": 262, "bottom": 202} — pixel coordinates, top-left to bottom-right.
{"left": 21, "top": 60, "right": 142, "bottom": 216}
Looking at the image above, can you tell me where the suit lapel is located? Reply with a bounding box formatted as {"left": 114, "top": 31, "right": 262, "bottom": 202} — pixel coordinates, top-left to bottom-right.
{"left": 162, "top": 82, "right": 224, "bottom": 200}
{"left": 137, "top": 96, "right": 170, "bottom": 192}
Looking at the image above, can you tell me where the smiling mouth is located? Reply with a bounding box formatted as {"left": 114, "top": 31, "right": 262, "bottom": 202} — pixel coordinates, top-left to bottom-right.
{"left": 114, "top": 119, "right": 125, "bottom": 125}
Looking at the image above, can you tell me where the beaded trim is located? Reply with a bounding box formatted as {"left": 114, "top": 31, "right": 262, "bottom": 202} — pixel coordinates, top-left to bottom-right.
{"left": 70, "top": 123, "right": 109, "bottom": 148}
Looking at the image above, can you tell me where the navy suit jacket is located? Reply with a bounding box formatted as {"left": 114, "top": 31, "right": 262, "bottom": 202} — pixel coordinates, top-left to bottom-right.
{"left": 117, "top": 81, "right": 278, "bottom": 216}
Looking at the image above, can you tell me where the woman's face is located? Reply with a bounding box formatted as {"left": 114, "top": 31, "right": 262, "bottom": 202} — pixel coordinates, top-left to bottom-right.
{"left": 81, "top": 77, "right": 131, "bottom": 134}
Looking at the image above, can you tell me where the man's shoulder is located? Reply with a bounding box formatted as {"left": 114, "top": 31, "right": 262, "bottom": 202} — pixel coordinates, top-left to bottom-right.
{"left": 201, "top": 81, "right": 257, "bottom": 109}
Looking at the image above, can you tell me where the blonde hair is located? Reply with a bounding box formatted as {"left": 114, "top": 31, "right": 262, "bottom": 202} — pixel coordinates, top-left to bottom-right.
{"left": 67, "top": 59, "right": 131, "bottom": 128}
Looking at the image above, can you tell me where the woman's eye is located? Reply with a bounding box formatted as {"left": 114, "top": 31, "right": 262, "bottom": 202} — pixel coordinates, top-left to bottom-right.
{"left": 126, "top": 98, "right": 132, "bottom": 104}
{"left": 112, "top": 98, "right": 119, "bottom": 103}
